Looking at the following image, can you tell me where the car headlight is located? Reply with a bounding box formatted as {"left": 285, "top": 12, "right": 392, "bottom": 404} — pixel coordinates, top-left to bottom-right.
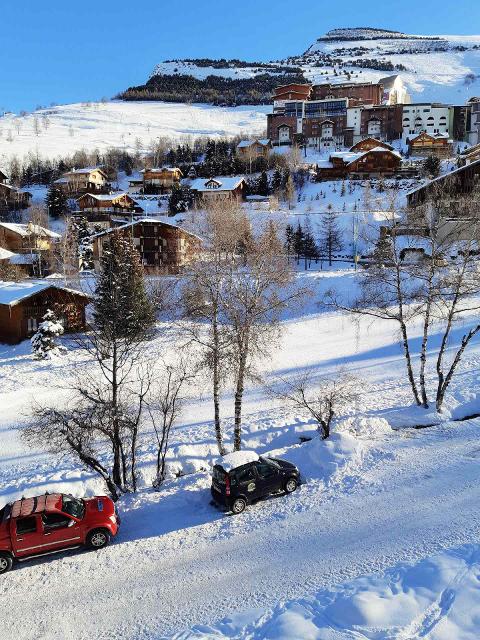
{"left": 109, "top": 515, "right": 117, "bottom": 523}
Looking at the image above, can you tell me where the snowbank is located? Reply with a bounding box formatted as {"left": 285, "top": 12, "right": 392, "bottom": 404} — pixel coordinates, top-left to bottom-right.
{"left": 172, "top": 544, "right": 480, "bottom": 639}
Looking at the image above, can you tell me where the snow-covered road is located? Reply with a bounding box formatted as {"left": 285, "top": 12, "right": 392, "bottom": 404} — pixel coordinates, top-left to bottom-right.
{"left": 2, "top": 420, "right": 479, "bottom": 639}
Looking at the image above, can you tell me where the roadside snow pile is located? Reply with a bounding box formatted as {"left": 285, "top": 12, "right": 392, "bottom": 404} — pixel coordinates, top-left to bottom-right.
{"left": 268, "top": 431, "right": 365, "bottom": 486}
{"left": 335, "top": 415, "right": 392, "bottom": 438}
{"left": 172, "top": 544, "right": 480, "bottom": 639}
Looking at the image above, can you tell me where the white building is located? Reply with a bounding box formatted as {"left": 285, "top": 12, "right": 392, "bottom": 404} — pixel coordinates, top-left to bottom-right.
{"left": 469, "top": 100, "right": 480, "bottom": 145}
{"left": 379, "top": 75, "right": 411, "bottom": 106}
{"left": 402, "top": 104, "right": 450, "bottom": 140}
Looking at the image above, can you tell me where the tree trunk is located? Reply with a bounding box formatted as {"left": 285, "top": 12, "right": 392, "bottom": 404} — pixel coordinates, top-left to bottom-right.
{"left": 233, "top": 342, "right": 249, "bottom": 451}
{"left": 212, "top": 314, "right": 226, "bottom": 456}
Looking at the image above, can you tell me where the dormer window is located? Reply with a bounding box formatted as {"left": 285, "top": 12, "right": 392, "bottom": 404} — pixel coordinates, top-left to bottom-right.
{"left": 205, "top": 179, "right": 222, "bottom": 189}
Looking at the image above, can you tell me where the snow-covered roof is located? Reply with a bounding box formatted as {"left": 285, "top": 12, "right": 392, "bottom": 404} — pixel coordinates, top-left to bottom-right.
{"left": 406, "top": 158, "right": 480, "bottom": 198}
{"left": 140, "top": 167, "right": 182, "bottom": 173}
{"left": 0, "top": 247, "right": 15, "bottom": 260}
{"left": 189, "top": 176, "right": 245, "bottom": 192}
{"left": 93, "top": 218, "right": 203, "bottom": 242}
{"left": 0, "top": 281, "right": 88, "bottom": 307}
{"left": 330, "top": 147, "right": 401, "bottom": 166}
{"left": 78, "top": 192, "right": 132, "bottom": 202}
{"left": 0, "top": 222, "right": 61, "bottom": 239}
{"left": 66, "top": 166, "right": 106, "bottom": 176}
{"left": 214, "top": 450, "right": 259, "bottom": 472}
{"left": 237, "top": 139, "right": 271, "bottom": 149}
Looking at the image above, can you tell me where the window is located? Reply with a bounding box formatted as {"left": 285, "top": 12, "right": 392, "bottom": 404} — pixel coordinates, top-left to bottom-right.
{"left": 16, "top": 517, "right": 37, "bottom": 534}
{"left": 255, "top": 461, "right": 277, "bottom": 479}
{"left": 235, "top": 467, "right": 256, "bottom": 483}
{"left": 42, "top": 512, "right": 72, "bottom": 530}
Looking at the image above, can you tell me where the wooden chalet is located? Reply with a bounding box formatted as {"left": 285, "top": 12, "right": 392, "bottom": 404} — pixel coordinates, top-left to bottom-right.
{"left": 76, "top": 192, "right": 143, "bottom": 215}
{"left": 0, "top": 222, "right": 60, "bottom": 254}
{"left": 236, "top": 139, "right": 272, "bottom": 159}
{"left": 0, "top": 169, "right": 9, "bottom": 183}
{"left": 54, "top": 167, "right": 110, "bottom": 195}
{"left": 189, "top": 176, "right": 246, "bottom": 203}
{"left": 407, "top": 158, "right": 480, "bottom": 207}
{"left": 0, "top": 183, "right": 32, "bottom": 211}
{"left": 0, "top": 282, "right": 89, "bottom": 344}
{"left": 139, "top": 167, "right": 183, "bottom": 194}
{"left": 316, "top": 146, "right": 401, "bottom": 179}
{"left": 459, "top": 143, "right": 480, "bottom": 166}
{"left": 93, "top": 219, "right": 201, "bottom": 274}
{"left": 408, "top": 132, "right": 452, "bottom": 158}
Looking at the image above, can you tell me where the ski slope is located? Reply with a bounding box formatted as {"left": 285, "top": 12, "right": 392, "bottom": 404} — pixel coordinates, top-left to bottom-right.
{"left": 0, "top": 101, "right": 269, "bottom": 163}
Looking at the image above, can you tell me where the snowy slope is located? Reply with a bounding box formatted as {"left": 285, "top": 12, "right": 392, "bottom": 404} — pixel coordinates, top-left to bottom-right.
{"left": 0, "top": 101, "right": 269, "bottom": 162}
{"left": 1, "top": 269, "right": 480, "bottom": 638}
{"left": 298, "top": 28, "right": 480, "bottom": 104}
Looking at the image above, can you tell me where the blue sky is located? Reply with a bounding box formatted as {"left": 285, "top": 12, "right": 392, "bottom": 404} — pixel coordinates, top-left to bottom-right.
{"left": 1, "top": 0, "right": 480, "bottom": 112}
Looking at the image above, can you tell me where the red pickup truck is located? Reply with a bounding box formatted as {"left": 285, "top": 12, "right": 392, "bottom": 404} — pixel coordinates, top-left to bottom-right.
{"left": 0, "top": 492, "right": 120, "bottom": 574}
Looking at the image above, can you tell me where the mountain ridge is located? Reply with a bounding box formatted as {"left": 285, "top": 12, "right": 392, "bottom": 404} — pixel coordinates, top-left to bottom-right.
{"left": 118, "top": 27, "right": 480, "bottom": 105}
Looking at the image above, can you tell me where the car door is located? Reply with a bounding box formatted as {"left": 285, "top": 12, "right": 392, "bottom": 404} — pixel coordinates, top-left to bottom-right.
{"left": 40, "top": 512, "right": 83, "bottom": 551}
{"left": 12, "top": 515, "right": 43, "bottom": 557}
{"left": 254, "top": 460, "right": 280, "bottom": 497}
{"left": 235, "top": 465, "right": 258, "bottom": 499}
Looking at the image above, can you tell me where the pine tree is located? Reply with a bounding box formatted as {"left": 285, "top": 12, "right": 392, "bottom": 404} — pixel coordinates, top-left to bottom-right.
{"left": 271, "top": 169, "right": 282, "bottom": 193}
{"left": 257, "top": 171, "right": 270, "bottom": 197}
{"left": 31, "top": 309, "right": 65, "bottom": 360}
{"left": 73, "top": 217, "right": 94, "bottom": 270}
{"left": 293, "top": 222, "right": 305, "bottom": 264}
{"left": 93, "top": 231, "right": 155, "bottom": 343}
{"left": 320, "top": 209, "right": 343, "bottom": 267}
{"left": 285, "top": 224, "right": 294, "bottom": 261}
{"left": 45, "top": 185, "right": 68, "bottom": 219}
{"left": 303, "top": 231, "right": 319, "bottom": 269}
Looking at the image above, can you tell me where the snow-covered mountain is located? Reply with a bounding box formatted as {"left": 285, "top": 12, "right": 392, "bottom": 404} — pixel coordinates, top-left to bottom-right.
{"left": 141, "top": 27, "right": 480, "bottom": 105}
{"left": 296, "top": 27, "right": 480, "bottom": 104}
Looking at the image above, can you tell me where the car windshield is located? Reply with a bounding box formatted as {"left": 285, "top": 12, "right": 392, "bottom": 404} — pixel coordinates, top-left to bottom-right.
{"left": 62, "top": 495, "right": 85, "bottom": 519}
{"left": 261, "top": 457, "right": 281, "bottom": 469}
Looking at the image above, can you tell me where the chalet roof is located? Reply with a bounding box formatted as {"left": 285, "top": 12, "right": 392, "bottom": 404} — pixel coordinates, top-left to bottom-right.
{"left": 0, "top": 281, "right": 89, "bottom": 307}
{"left": 406, "top": 158, "right": 480, "bottom": 199}
{"left": 330, "top": 147, "right": 401, "bottom": 166}
{"left": 0, "top": 183, "right": 30, "bottom": 195}
{"left": 0, "top": 222, "right": 61, "bottom": 239}
{"left": 410, "top": 132, "right": 451, "bottom": 143}
{"left": 237, "top": 139, "right": 271, "bottom": 149}
{"left": 140, "top": 167, "right": 183, "bottom": 175}
{"left": 77, "top": 192, "right": 134, "bottom": 203}
{"left": 189, "top": 176, "right": 246, "bottom": 192}
{"left": 93, "top": 218, "right": 203, "bottom": 242}
{"left": 350, "top": 138, "right": 394, "bottom": 152}
{"left": 0, "top": 247, "right": 15, "bottom": 260}
{"left": 66, "top": 166, "right": 107, "bottom": 176}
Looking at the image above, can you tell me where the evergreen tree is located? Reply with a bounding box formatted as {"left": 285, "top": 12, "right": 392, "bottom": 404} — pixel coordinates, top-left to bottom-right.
{"left": 73, "top": 217, "right": 95, "bottom": 270}
{"left": 423, "top": 155, "right": 441, "bottom": 178}
{"left": 320, "top": 209, "right": 343, "bottom": 267}
{"left": 31, "top": 309, "right": 65, "bottom": 360}
{"left": 303, "top": 231, "right": 319, "bottom": 269}
{"left": 257, "top": 171, "right": 270, "bottom": 197}
{"left": 293, "top": 222, "right": 305, "bottom": 264}
{"left": 93, "top": 231, "right": 155, "bottom": 343}
{"left": 285, "top": 224, "right": 294, "bottom": 261}
{"left": 45, "top": 185, "right": 68, "bottom": 219}
{"left": 168, "top": 185, "right": 194, "bottom": 215}
{"left": 271, "top": 169, "right": 282, "bottom": 193}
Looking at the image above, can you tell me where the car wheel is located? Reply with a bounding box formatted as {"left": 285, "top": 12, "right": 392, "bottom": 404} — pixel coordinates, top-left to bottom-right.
{"left": 86, "top": 529, "right": 111, "bottom": 550}
{"left": 285, "top": 478, "right": 298, "bottom": 494}
{"left": 231, "top": 498, "right": 247, "bottom": 515}
{"left": 0, "top": 554, "right": 13, "bottom": 574}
